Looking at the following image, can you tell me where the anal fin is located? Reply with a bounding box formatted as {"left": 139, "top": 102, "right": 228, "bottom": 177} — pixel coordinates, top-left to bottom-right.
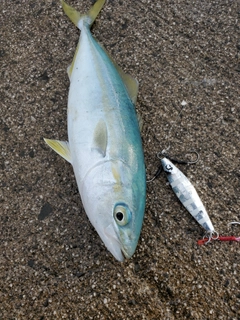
{"left": 67, "top": 42, "right": 80, "bottom": 80}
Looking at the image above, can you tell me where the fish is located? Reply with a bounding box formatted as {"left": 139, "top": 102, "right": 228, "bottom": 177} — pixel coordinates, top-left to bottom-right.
{"left": 161, "top": 157, "right": 215, "bottom": 235}
{"left": 44, "top": 0, "right": 146, "bottom": 261}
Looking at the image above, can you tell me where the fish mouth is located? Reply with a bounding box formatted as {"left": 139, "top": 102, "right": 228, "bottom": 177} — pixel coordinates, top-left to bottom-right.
{"left": 121, "top": 248, "right": 132, "bottom": 260}
{"left": 104, "top": 223, "right": 136, "bottom": 261}
{"left": 104, "top": 224, "right": 125, "bottom": 262}
{"left": 120, "top": 241, "right": 137, "bottom": 260}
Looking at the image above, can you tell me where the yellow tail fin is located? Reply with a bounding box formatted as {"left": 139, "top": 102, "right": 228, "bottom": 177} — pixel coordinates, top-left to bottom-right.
{"left": 61, "top": 0, "right": 106, "bottom": 29}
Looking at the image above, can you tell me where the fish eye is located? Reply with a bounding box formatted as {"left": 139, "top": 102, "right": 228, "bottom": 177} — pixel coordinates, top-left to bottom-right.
{"left": 116, "top": 211, "right": 124, "bottom": 221}
{"left": 113, "top": 204, "right": 131, "bottom": 226}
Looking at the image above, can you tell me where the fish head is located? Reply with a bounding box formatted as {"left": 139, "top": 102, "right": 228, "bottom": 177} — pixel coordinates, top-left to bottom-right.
{"left": 108, "top": 201, "right": 141, "bottom": 260}
{"left": 79, "top": 160, "right": 145, "bottom": 261}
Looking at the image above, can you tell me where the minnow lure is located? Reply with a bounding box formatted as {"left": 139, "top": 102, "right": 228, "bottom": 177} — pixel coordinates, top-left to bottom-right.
{"left": 160, "top": 157, "right": 216, "bottom": 237}
{"left": 44, "top": 0, "right": 146, "bottom": 261}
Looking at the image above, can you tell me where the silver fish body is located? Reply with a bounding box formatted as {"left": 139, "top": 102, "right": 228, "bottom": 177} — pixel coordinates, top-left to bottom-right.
{"left": 161, "top": 157, "right": 214, "bottom": 233}
{"left": 44, "top": 0, "right": 146, "bottom": 261}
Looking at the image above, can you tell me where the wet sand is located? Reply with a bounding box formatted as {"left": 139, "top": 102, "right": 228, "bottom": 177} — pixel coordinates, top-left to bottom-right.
{"left": 1, "top": 0, "right": 239, "bottom": 319}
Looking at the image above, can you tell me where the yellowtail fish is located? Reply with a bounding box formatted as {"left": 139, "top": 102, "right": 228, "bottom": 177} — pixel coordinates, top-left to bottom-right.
{"left": 44, "top": 0, "right": 146, "bottom": 261}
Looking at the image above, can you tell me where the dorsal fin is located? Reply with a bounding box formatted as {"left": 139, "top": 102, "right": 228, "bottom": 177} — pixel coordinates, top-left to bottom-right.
{"left": 98, "top": 44, "right": 139, "bottom": 104}
{"left": 115, "top": 66, "right": 139, "bottom": 105}
{"left": 137, "top": 113, "right": 143, "bottom": 132}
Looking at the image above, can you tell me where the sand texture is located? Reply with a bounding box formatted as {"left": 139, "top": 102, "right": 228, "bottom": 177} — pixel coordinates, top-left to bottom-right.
{"left": 1, "top": 0, "right": 239, "bottom": 319}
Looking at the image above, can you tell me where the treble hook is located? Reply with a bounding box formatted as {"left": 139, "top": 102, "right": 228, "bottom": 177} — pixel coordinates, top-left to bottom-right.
{"left": 147, "top": 150, "right": 199, "bottom": 183}
{"left": 198, "top": 221, "right": 240, "bottom": 245}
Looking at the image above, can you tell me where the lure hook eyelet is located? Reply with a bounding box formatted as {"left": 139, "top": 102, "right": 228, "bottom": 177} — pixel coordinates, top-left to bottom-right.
{"left": 148, "top": 150, "right": 200, "bottom": 183}
{"left": 157, "top": 150, "right": 200, "bottom": 165}
{"left": 185, "top": 150, "right": 200, "bottom": 164}
{"left": 203, "top": 230, "right": 219, "bottom": 244}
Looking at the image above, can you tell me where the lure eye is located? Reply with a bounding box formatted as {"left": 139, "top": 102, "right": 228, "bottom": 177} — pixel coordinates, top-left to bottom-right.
{"left": 165, "top": 164, "right": 173, "bottom": 172}
{"left": 113, "top": 204, "right": 131, "bottom": 226}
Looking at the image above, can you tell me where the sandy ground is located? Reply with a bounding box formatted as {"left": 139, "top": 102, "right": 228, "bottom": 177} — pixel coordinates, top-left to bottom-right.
{"left": 1, "top": 0, "right": 239, "bottom": 319}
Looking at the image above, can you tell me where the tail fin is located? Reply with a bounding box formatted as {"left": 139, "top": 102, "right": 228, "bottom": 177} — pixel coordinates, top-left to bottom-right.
{"left": 61, "top": 0, "right": 106, "bottom": 29}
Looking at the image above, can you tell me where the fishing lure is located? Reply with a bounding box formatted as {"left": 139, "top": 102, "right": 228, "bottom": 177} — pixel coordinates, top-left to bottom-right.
{"left": 151, "top": 153, "right": 239, "bottom": 245}
{"left": 148, "top": 152, "right": 217, "bottom": 239}
{"left": 160, "top": 155, "right": 216, "bottom": 237}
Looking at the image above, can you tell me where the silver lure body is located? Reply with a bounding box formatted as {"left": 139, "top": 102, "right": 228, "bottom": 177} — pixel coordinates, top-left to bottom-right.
{"left": 161, "top": 157, "right": 214, "bottom": 233}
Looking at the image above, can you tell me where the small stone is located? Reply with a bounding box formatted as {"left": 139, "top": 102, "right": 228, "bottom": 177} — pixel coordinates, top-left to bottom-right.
{"left": 27, "top": 260, "right": 34, "bottom": 268}
{"left": 38, "top": 203, "right": 53, "bottom": 220}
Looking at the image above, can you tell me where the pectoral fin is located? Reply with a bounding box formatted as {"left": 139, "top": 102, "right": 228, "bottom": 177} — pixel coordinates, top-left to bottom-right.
{"left": 44, "top": 138, "right": 72, "bottom": 163}
{"left": 92, "top": 120, "right": 108, "bottom": 157}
